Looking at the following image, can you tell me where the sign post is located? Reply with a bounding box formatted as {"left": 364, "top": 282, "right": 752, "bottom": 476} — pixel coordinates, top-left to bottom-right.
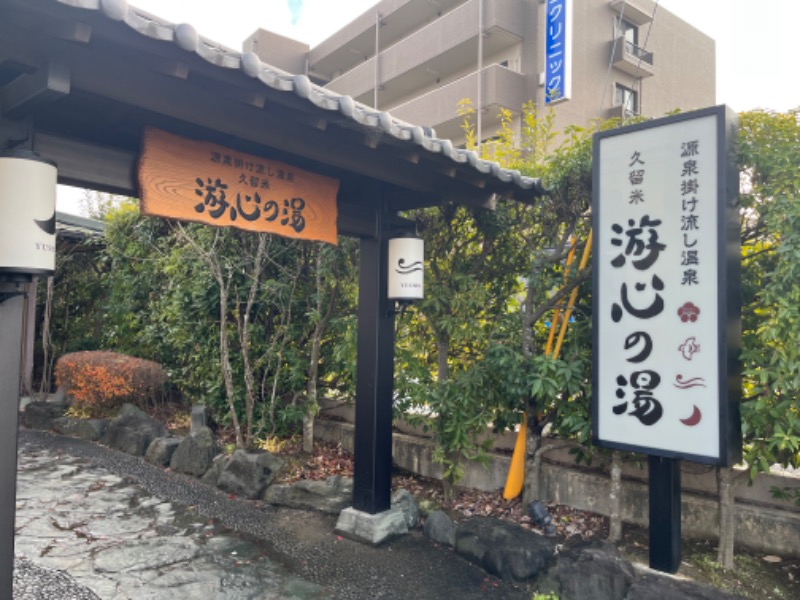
{"left": 0, "top": 150, "right": 57, "bottom": 598}
{"left": 592, "top": 106, "right": 741, "bottom": 572}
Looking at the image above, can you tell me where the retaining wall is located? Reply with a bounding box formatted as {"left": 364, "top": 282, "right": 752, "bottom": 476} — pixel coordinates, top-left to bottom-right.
{"left": 314, "top": 418, "right": 800, "bottom": 558}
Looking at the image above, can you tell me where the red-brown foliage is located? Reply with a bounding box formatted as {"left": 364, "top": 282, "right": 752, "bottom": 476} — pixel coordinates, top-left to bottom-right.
{"left": 55, "top": 351, "right": 168, "bottom": 415}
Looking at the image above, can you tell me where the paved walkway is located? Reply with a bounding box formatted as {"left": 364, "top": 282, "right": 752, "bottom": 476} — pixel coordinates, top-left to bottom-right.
{"left": 15, "top": 436, "right": 323, "bottom": 599}
{"left": 14, "top": 430, "right": 531, "bottom": 599}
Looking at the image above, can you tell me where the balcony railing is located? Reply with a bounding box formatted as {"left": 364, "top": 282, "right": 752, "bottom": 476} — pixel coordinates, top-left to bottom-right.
{"left": 624, "top": 40, "right": 653, "bottom": 66}
{"left": 607, "top": 104, "right": 640, "bottom": 120}
{"left": 609, "top": 0, "right": 655, "bottom": 26}
{"left": 611, "top": 37, "right": 654, "bottom": 78}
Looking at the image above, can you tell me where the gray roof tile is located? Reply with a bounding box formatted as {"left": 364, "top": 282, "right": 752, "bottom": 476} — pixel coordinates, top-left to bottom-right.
{"left": 53, "top": 0, "right": 544, "bottom": 197}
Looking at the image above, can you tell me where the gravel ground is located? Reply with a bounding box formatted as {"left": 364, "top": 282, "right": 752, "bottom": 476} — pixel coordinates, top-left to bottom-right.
{"left": 14, "top": 557, "right": 101, "bottom": 600}
{"left": 15, "top": 429, "right": 531, "bottom": 599}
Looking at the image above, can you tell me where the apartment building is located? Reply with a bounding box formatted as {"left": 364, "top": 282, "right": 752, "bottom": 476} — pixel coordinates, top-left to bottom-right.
{"left": 245, "top": 0, "right": 715, "bottom": 145}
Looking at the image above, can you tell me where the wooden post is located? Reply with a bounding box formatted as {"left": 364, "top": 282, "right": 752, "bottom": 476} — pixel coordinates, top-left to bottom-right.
{"left": 649, "top": 456, "right": 682, "bottom": 573}
{"left": 352, "top": 194, "right": 395, "bottom": 514}
{"left": 0, "top": 282, "right": 26, "bottom": 598}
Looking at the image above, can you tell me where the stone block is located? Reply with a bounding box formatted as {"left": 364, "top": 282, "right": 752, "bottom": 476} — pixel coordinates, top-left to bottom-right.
{"left": 334, "top": 506, "right": 408, "bottom": 545}
{"left": 625, "top": 572, "right": 744, "bottom": 600}
{"left": 264, "top": 475, "right": 352, "bottom": 514}
{"left": 169, "top": 427, "right": 219, "bottom": 477}
{"left": 100, "top": 404, "right": 168, "bottom": 456}
{"left": 53, "top": 417, "right": 108, "bottom": 441}
{"left": 216, "top": 449, "right": 284, "bottom": 499}
{"left": 535, "top": 540, "right": 634, "bottom": 600}
{"left": 23, "top": 402, "right": 68, "bottom": 430}
{"left": 144, "top": 436, "right": 183, "bottom": 467}
{"left": 423, "top": 510, "right": 456, "bottom": 547}
{"left": 455, "top": 517, "right": 555, "bottom": 583}
{"left": 190, "top": 404, "right": 209, "bottom": 435}
{"left": 391, "top": 488, "right": 419, "bottom": 529}
{"left": 201, "top": 454, "right": 231, "bottom": 486}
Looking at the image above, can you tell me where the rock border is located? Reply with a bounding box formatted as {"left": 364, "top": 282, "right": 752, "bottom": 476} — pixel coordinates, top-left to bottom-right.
{"left": 21, "top": 402, "right": 746, "bottom": 598}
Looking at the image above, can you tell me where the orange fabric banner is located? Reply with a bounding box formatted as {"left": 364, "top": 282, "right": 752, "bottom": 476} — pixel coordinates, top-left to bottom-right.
{"left": 138, "top": 128, "right": 339, "bottom": 244}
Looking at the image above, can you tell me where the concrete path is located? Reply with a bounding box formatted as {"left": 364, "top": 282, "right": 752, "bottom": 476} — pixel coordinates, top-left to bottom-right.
{"left": 13, "top": 430, "right": 531, "bottom": 599}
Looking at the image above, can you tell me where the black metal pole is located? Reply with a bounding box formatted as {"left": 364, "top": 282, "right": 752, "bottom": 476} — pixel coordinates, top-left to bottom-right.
{"left": 648, "top": 455, "right": 682, "bottom": 573}
{"left": 352, "top": 204, "right": 395, "bottom": 514}
{"left": 0, "top": 282, "right": 26, "bottom": 597}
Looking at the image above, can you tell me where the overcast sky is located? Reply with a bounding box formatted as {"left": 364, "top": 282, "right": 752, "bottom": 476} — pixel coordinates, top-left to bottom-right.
{"left": 57, "top": 0, "right": 800, "bottom": 214}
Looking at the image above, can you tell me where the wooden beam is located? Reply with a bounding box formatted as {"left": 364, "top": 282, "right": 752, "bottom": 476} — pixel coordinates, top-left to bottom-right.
{"left": 404, "top": 151, "right": 421, "bottom": 165}
{"left": 0, "top": 21, "right": 505, "bottom": 210}
{"left": 69, "top": 49, "right": 495, "bottom": 207}
{"left": 33, "top": 131, "right": 137, "bottom": 195}
{"left": 1, "top": 60, "right": 70, "bottom": 118}
{"left": 337, "top": 203, "right": 377, "bottom": 237}
{"left": 43, "top": 18, "right": 92, "bottom": 44}
{"left": 152, "top": 58, "right": 189, "bottom": 80}
{"left": 33, "top": 130, "right": 384, "bottom": 237}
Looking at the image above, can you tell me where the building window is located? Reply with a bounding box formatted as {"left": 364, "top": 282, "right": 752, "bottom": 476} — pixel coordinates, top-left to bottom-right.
{"left": 617, "top": 18, "right": 638, "bottom": 47}
{"left": 499, "top": 57, "right": 520, "bottom": 72}
{"left": 615, "top": 83, "right": 638, "bottom": 115}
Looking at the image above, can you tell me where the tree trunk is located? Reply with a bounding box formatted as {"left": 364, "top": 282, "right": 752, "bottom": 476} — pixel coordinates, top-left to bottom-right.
{"left": 521, "top": 282, "right": 535, "bottom": 358}
{"left": 717, "top": 466, "right": 737, "bottom": 569}
{"left": 436, "top": 332, "right": 449, "bottom": 383}
{"left": 303, "top": 247, "right": 327, "bottom": 453}
{"left": 442, "top": 450, "right": 461, "bottom": 506}
{"left": 303, "top": 330, "right": 320, "bottom": 451}
{"left": 607, "top": 451, "right": 624, "bottom": 542}
{"left": 218, "top": 274, "right": 244, "bottom": 448}
{"left": 239, "top": 235, "right": 267, "bottom": 447}
{"left": 434, "top": 330, "right": 452, "bottom": 500}
{"left": 39, "top": 276, "right": 54, "bottom": 397}
{"left": 174, "top": 225, "right": 244, "bottom": 447}
{"left": 303, "top": 311, "right": 322, "bottom": 453}
{"left": 521, "top": 427, "right": 542, "bottom": 506}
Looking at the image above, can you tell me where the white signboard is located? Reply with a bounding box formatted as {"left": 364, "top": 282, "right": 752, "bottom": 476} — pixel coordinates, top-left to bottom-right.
{"left": 592, "top": 106, "right": 741, "bottom": 466}
{"left": 0, "top": 152, "right": 57, "bottom": 276}
{"left": 387, "top": 236, "right": 424, "bottom": 301}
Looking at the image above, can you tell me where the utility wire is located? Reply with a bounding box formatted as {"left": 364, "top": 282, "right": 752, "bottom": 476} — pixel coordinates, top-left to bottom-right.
{"left": 599, "top": 0, "right": 660, "bottom": 116}
{"left": 634, "top": 0, "right": 660, "bottom": 114}
{"left": 599, "top": 0, "right": 627, "bottom": 112}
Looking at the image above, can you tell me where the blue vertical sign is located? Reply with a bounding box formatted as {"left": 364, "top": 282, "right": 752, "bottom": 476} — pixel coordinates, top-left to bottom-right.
{"left": 545, "top": 0, "right": 571, "bottom": 104}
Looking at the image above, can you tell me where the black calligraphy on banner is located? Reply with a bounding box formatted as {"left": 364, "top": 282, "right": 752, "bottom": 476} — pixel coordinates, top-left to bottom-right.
{"left": 628, "top": 150, "right": 646, "bottom": 205}
{"left": 610, "top": 215, "right": 666, "bottom": 270}
{"left": 610, "top": 274, "right": 665, "bottom": 323}
{"left": 680, "top": 140, "right": 701, "bottom": 286}
{"left": 194, "top": 177, "right": 230, "bottom": 220}
{"left": 613, "top": 370, "right": 663, "bottom": 426}
{"left": 194, "top": 176, "right": 307, "bottom": 233}
{"left": 210, "top": 152, "right": 296, "bottom": 184}
{"left": 607, "top": 148, "right": 666, "bottom": 427}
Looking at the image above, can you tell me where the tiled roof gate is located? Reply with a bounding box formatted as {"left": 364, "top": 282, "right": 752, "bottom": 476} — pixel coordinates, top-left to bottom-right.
{"left": 0, "top": 0, "right": 546, "bottom": 583}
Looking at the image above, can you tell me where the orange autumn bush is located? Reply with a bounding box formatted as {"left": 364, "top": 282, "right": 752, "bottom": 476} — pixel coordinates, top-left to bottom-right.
{"left": 55, "top": 351, "right": 168, "bottom": 416}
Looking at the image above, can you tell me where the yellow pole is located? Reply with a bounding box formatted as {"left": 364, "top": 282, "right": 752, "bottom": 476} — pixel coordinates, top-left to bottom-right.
{"left": 553, "top": 229, "right": 592, "bottom": 360}
{"left": 503, "top": 230, "right": 592, "bottom": 500}
{"left": 545, "top": 238, "right": 577, "bottom": 357}
{"left": 502, "top": 412, "right": 527, "bottom": 499}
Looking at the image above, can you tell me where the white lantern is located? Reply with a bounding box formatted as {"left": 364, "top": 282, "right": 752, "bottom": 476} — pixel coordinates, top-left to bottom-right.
{"left": 387, "top": 235, "right": 424, "bottom": 302}
{"left": 0, "top": 151, "right": 57, "bottom": 277}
